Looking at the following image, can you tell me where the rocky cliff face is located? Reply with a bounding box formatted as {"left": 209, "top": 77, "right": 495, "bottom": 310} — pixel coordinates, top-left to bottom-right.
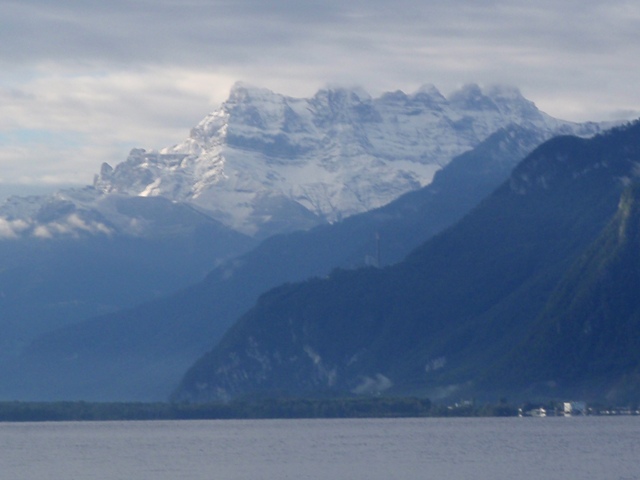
{"left": 91, "top": 82, "right": 604, "bottom": 237}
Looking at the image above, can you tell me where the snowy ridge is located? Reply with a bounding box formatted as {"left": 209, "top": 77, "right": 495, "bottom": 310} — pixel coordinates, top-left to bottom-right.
{"left": 2, "top": 82, "right": 607, "bottom": 238}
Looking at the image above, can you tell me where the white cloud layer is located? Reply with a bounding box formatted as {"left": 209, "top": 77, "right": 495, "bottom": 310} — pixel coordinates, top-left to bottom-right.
{"left": 2, "top": 0, "right": 640, "bottom": 185}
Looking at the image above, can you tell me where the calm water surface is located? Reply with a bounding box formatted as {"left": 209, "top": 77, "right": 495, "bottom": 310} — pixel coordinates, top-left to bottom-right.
{"left": 1, "top": 416, "right": 639, "bottom": 479}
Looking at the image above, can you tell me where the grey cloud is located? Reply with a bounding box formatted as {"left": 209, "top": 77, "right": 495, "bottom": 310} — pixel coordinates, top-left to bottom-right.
{"left": 3, "top": 0, "right": 638, "bottom": 84}
{"left": 2, "top": 0, "right": 640, "bottom": 184}
{"left": 2, "top": 0, "right": 346, "bottom": 65}
{"left": 0, "top": 1, "right": 598, "bottom": 66}
{"left": 4, "top": 0, "right": 639, "bottom": 101}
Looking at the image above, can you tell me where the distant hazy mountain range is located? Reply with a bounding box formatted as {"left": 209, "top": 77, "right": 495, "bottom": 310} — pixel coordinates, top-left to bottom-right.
{"left": 0, "top": 83, "right": 611, "bottom": 402}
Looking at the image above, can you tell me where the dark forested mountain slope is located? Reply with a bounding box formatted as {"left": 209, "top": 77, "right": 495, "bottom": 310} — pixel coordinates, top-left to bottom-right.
{"left": 10, "top": 126, "right": 546, "bottom": 401}
{"left": 490, "top": 182, "right": 640, "bottom": 402}
{"left": 174, "top": 121, "right": 640, "bottom": 404}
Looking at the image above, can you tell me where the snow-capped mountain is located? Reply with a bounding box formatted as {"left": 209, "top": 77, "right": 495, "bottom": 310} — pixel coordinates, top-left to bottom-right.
{"left": 92, "top": 82, "right": 604, "bottom": 236}
{"left": 2, "top": 82, "right": 606, "bottom": 238}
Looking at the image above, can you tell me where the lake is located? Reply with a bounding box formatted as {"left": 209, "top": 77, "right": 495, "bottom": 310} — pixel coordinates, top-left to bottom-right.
{"left": 0, "top": 416, "right": 638, "bottom": 479}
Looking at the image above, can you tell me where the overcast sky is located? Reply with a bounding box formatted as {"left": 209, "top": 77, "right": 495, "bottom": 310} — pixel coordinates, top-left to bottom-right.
{"left": 2, "top": 0, "right": 640, "bottom": 186}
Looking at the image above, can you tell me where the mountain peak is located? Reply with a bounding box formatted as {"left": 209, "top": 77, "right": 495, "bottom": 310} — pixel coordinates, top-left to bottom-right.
{"left": 447, "top": 83, "right": 532, "bottom": 115}
{"left": 416, "top": 83, "right": 442, "bottom": 95}
{"left": 448, "top": 83, "right": 491, "bottom": 108}
{"left": 319, "top": 84, "right": 371, "bottom": 99}
{"left": 5, "top": 82, "right": 608, "bottom": 239}
{"left": 227, "top": 81, "right": 276, "bottom": 102}
{"left": 311, "top": 86, "right": 373, "bottom": 111}
{"left": 485, "top": 84, "right": 525, "bottom": 100}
